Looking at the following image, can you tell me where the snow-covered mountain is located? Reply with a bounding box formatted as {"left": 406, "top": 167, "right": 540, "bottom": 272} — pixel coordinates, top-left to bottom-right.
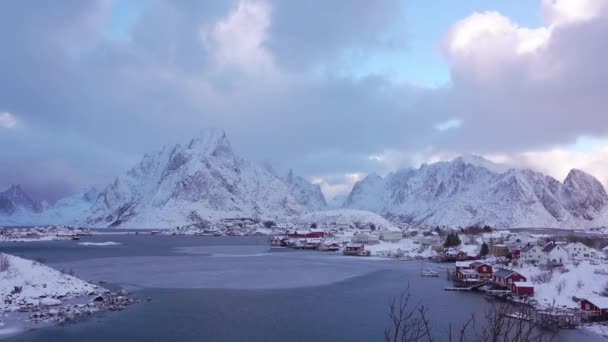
{"left": 344, "top": 156, "right": 608, "bottom": 228}
{"left": 0, "top": 186, "right": 98, "bottom": 227}
{"left": 83, "top": 129, "right": 306, "bottom": 228}
{"left": 282, "top": 169, "right": 327, "bottom": 210}
{"left": 0, "top": 185, "right": 42, "bottom": 216}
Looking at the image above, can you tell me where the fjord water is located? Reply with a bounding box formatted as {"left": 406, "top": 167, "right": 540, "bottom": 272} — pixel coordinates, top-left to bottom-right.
{"left": 1, "top": 235, "right": 600, "bottom": 342}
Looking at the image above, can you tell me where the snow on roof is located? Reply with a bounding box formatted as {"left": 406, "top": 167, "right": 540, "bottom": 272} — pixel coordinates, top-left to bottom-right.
{"left": 564, "top": 242, "right": 595, "bottom": 251}
{"left": 585, "top": 297, "right": 608, "bottom": 309}
{"left": 459, "top": 269, "right": 478, "bottom": 275}
{"left": 513, "top": 282, "right": 534, "bottom": 288}
{"left": 521, "top": 244, "right": 535, "bottom": 253}
{"left": 494, "top": 268, "right": 516, "bottom": 278}
{"left": 460, "top": 244, "right": 480, "bottom": 256}
{"left": 542, "top": 243, "right": 558, "bottom": 253}
{"left": 470, "top": 261, "right": 490, "bottom": 267}
{"left": 455, "top": 261, "right": 473, "bottom": 267}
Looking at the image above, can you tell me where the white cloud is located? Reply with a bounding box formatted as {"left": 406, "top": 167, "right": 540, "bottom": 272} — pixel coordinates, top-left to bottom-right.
{"left": 420, "top": 139, "right": 608, "bottom": 188}
{"left": 435, "top": 119, "right": 462, "bottom": 131}
{"left": 203, "top": 0, "right": 275, "bottom": 74}
{"left": 541, "top": 0, "right": 607, "bottom": 24}
{"left": 0, "top": 112, "right": 16, "bottom": 128}
{"left": 495, "top": 145, "right": 608, "bottom": 186}
{"left": 312, "top": 173, "right": 365, "bottom": 200}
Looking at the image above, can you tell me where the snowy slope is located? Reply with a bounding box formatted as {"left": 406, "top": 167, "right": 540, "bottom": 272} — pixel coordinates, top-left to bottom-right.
{"left": 0, "top": 253, "right": 99, "bottom": 312}
{"left": 345, "top": 156, "right": 608, "bottom": 228}
{"left": 292, "top": 209, "right": 399, "bottom": 231}
{"left": 83, "top": 129, "right": 306, "bottom": 228}
{"left": 282, "top": 169, "right": 327, "bottom": 210}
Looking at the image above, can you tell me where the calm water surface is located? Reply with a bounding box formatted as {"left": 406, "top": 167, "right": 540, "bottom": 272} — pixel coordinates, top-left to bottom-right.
{"left": 0, "top": 234, "right": 601, "bottom": 342}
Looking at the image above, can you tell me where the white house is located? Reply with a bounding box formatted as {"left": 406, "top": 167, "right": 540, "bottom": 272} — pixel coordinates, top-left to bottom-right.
{"left": 521, "top": 244, "right": 544, "bottom": 262}
{"left": 352, "top": 232, "right": 380, "bottom": 244}
{"left": 564, "top": 242, "right": 599, "bottom": 261}
{"left": 378, "top": 230, "right": 403, "bottom": 242}
{"left": 542, "top": 243, "right": 569, "bottom": 265}
{"left": 521, "top": 242, "right": 568, "bottom": 265}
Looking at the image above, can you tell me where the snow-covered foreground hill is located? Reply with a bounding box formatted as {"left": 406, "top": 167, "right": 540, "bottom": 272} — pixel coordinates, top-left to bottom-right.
{"left": 345, "top": 155, "right": 608, "bottom": 229}
{"left": 0, "top": 253, "right": 99, "bottom": 312}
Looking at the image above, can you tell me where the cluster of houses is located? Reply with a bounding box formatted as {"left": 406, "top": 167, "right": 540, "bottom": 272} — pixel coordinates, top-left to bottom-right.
{"left": 444, "top": 235, "right": 608, "bottom": 321}
{"left": 437, "top": 228, "right": 604, "bottom": 267}
{"left": 0, "top": 226, "right": 92, "bottom": 241}
{"left": 269, "top": 228, "right": 404, "bottom": 256}
{"left": 454, "top": 261, "right": 534, "bottom": 296}
{"left": 520, "top": 241, "right": 600, "bottom": 265}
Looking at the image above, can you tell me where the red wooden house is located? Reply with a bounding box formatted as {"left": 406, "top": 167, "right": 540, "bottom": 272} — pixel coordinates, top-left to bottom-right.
{"left": 288, "top": 230, "right": 326, "bottom": 238}
{"left": 469, "top": 262, "right": 493, "bottom": 279}
{"left": 580, "top": 298, "right": 608, "bottom": 318}
{"left": 491, "top": 269, "right": 526, "bottom": 288}
{"left": 344, "top": 243, "right": 367, "bottom": 256}
{"left": 444, "top": 249, "right": 477, "bottom": 262}
{"left": 512, "top": 282, "right": 534, "bottom": 296}
{"left": 510, "top": 249, "right": 521, "bottom": 259}
{"left": 456, "top": 269, "right": 480, "bottom": 282}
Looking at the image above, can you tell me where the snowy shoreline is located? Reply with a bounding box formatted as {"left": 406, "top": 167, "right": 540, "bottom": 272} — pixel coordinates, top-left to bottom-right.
{"left": 0, "top": 253, "right": 138, "bottom": 338}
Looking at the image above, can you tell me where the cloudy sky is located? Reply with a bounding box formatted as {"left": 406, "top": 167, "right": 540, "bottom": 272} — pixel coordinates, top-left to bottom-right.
{"left": 1, "top": 0, "right": 608, "bottom": 202}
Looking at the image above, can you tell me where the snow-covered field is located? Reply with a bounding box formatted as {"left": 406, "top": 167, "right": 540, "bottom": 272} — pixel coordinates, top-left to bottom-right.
{"left": 516, "top": 261, "right": 608, "bottom": 309}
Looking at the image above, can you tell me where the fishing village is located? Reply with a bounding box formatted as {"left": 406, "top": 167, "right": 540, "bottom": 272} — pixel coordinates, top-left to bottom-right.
{"left": 265, "top": 221, "right": 608, "bottom": 334}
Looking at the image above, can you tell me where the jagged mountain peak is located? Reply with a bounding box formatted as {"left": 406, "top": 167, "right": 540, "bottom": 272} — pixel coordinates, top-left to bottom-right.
{"left": 345, "top": 157, "right": 608, "bottom": 228}
{"left": 4, "top": 184, "right": 26, "bottom": 196}
{"left": 453, "top": 154, "right": 510, "bottom": 174}
{"left": 281, "top": 169, "right": 327, "bottom": 211}
{"left": 187, "top": 128, "right": 230, "bottom": 152}
{"left": 562, "top": 168, "right": 608, "bottom": 220}
{"left": 83, "top": 131, "right": 308, "bottom": 228}
{"left": 0, "top": 184, "right": 42, "bottom": 215}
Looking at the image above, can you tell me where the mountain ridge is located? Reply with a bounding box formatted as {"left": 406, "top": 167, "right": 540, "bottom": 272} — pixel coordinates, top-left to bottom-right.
{"left": 344, "top": 156, "right": 608, "bottom": 228}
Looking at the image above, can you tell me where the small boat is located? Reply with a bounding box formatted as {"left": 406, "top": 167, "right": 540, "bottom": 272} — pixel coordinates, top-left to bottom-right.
{"left": 421, "top": 269, "right": 439, "bottom": 277}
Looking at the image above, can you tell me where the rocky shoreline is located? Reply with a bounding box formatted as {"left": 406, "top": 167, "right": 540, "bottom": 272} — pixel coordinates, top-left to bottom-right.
{"left": 17, "top": 289, "right": 141, "bottom": 326}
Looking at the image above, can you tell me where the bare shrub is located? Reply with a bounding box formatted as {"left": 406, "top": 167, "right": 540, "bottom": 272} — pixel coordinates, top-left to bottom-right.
{"left": 385, "top": 287, "right": 556, "bottom": 342}
{"left": 531, "top": 272, "right": 552, "bottom": 284}
{"left": 601, "top": 281, "right": 608, "bottom": 297}
{"left": 0, "top": 254, "right": 10, "bottom": 272}
{"left": 555, "top": 279, "right": 566, "bottom": 296}
{"left": 576, "top": 280, "right": 584, "bottom": 289}
{"left": 384, "top": 285, "right": 434, "bottom": 342}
